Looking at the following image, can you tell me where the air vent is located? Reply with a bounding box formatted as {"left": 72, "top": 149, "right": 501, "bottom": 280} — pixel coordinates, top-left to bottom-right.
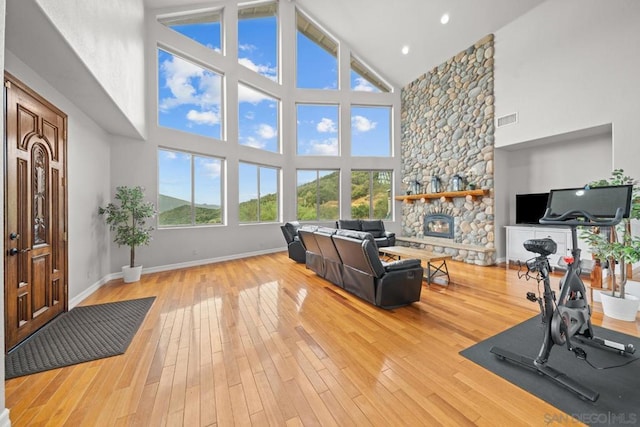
{"left": 496, "top": 112, "right": 518, "bottom": 128}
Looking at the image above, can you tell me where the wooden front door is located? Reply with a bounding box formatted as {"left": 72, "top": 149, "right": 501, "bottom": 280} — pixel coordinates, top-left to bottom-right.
{"left": 4, "top": 72, "right": 68, "bottom": 351}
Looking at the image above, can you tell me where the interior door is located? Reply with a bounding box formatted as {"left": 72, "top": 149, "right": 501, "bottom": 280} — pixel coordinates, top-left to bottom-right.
{"left": 4, "top": 72, "right": 68, "bottom": 351}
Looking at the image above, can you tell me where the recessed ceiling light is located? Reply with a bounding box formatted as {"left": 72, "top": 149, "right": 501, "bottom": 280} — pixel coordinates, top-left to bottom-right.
{"left": 401, "top": 45, "right": 410, "bottom": 55}
{"left": 440, "top": 13, "right": 450, "bottom": 25}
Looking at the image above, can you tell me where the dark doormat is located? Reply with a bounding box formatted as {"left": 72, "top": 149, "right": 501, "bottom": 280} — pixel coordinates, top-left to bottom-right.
{"left": 460, "top": 316, "right": 640, "bottom": 425}
{"left": 6, "top": 296, "right": 155, "bottom": 379}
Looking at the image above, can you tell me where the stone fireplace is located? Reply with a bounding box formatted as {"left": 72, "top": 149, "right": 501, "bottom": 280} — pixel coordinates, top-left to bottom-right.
{"left": 399, "top": 34, "right": 496, "bottom": 266}
{"left": 424, "top": 213, "right": 454, "bottom": 239}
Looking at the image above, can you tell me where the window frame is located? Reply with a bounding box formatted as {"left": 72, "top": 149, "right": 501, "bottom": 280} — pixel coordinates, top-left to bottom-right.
{"left": 350, "top": 169, "right": 393, "bottom": 220}
{"left": 156, "top": 47, "right": 225, "bottom": 141}
{"left": 350, "top": 105, "right": 392, "bottom": 157}
{"left": 157, "top": 148, "right": 225, "bottom": 228}
{"left": 237, "top": 81, "right": 281, "bottom": 153}
{"left": 238, "top": 161, "right": 281, "bottom": 224}
{"left": 296, "top": 103, "right": 340, "bottom": 156}
{"left": 157, "top": 8, "right": 224, "bottom": 55}
{"left": 296, "top": 169, "right": 340, "bottom": 221}
{"left": 237, "top": 1, "right": 279, "bottom": 82}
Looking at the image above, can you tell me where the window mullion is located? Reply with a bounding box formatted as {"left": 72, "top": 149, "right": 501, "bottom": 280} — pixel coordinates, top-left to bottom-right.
{"left": 256, "top": 166, "right": 261, "bottom": 222}
{"left": 191, "top": 155, "right": 196, "bottom": 225}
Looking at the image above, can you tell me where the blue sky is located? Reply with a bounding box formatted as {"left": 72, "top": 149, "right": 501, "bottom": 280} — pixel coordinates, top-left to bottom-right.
{"left": 157, "top": 10, "right": 390, "bottom": 207}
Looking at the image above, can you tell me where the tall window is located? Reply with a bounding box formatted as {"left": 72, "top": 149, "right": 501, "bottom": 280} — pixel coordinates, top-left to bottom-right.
{"left": 158, "top": 149, "right": 224, "bottom": 227}
{"left": 238, "top": 83, "right": 279, "bottom": 152}
{"left": 296, "top": 10, "right": 338, "bottom": 89}
{"left": 351, "top": 170, "right": 392, "bottom": 220}
{"left": 350, "top": 54, "right": 390, "bottom": 92}
{"left": 351, "top": 106, "right": 391, "bottom": 157}
{"left": 297, "top": 170, "right": 339, "bottom": 221}
{"left": 158, "top": 9, "right": 223, "bottom": 53}
{"left": 157, "top": 49, "right": 223, "bottom": 140}
{"left": 296, "top": 104, "right": 339, "bottom": 155}
{"left": 238, "top": 2, "right": 278, "bottom": 81}
{"left": 239, "top": 163, "right": 280, "bottom": 223}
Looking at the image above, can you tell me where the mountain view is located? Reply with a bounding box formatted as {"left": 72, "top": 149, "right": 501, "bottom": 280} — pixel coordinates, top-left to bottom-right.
{"left": 159, "top": 171, "right": 391, "bottom": 225}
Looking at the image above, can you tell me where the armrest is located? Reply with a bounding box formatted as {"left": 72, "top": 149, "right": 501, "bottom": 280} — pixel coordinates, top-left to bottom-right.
{"left": 383, "top": 258, "right": 421, "bottom": 271}
{"left": 384, "top": 231, "right": 395, "bottom": 238}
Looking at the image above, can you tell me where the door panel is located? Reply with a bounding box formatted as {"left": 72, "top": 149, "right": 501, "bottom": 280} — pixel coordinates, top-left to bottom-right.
{"left": 4, "top": 72, "right": 68, "bottom": 351}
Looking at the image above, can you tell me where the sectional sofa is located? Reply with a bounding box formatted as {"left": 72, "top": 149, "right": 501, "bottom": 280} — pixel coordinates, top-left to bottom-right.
{"left": 294, "top": 225, "right": 423, "bottom": 309}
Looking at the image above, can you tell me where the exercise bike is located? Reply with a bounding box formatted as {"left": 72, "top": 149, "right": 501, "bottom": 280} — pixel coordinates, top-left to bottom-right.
{"left": 491, "top": 185, "right": 636, "bottom": 402}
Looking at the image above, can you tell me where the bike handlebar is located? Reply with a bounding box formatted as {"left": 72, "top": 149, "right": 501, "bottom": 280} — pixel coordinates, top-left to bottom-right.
{"left": 539, "top": 207, "right": 624, "bottom": 227}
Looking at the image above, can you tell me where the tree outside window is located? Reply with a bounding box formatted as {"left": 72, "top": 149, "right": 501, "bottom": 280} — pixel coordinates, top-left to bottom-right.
{"left": 351, "top": 170, "right": 392, "bottom": 219}
{"left": 297, "top": 170, "right": 339, "bottom": 221}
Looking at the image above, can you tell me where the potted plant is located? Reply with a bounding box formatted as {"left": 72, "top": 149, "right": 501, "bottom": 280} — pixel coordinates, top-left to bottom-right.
{"left": 581, "top": 169, "right": 640, "bottom": 321}
{"left": 99, "top": 186, "right": 156, "bottom": 283}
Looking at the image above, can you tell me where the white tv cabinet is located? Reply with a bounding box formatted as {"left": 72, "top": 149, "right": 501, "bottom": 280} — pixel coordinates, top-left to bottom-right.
{"left": 505, "top": 225, "right": 592, "bottom": 269}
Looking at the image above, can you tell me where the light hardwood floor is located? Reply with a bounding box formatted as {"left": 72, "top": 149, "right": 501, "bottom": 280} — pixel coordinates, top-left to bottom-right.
{"left": 5, "top": 252, "right": 639, "bottom": 426}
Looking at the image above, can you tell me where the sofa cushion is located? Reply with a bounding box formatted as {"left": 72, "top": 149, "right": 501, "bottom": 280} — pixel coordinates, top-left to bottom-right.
{"left": 338, "top": 219, "right": 362, "bottom": 231}
{"left": 335, "top": 229, "right": 375, "bottom": 244}
{"left": 361, "top": 220, "right": 385, "bottom": 238}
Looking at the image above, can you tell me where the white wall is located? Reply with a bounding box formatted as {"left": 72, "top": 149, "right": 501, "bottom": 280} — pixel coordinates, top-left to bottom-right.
{"left": 498, "top": 128, "right": 612, "bottom": 225}
{"left": 5, "top": 51, "right": 113, "bottom": 303}
{"left": 34, "top": 0, "right": 146, "bottom": 138}
{"left": 493, "top": 0, "right": 640, "bottom": 259}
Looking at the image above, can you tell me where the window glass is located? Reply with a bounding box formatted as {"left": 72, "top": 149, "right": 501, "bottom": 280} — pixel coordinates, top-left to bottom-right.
{"left": 238, "top": 2, "right": 278, "bottom": 81}
{"left": 297, "top": 170, "right": 339, "bottom": 221}
{"left": 296, "top": 104, "right": 339, "bottom": 156}
{"left": 239, "top": 163, "right": 280, "bottom": 223}
{"left": 351, "top": 170, "right": 392, "bottom": 219}
{"left": 159, "top": 149, "right": 224, "bottom": 226}
{"left": 238, "top": 83, "right": 279, "bottom": 152}
{"left": 157, "top": 49, "right": 223, "bottom": 140}
{"left": 158, "top": 10, "right": 222, "bottom": 53}
{"left": 194, "top": 156, "right": 223, "bottom": 224}
{"left": 350, "top": 55, "right": 390, "bottom": 92}
{"left": 296, "top": 10, "right": 338, "bottom": 89}
{"left": 351, "top": 106, "right": 391, "bottom": 157}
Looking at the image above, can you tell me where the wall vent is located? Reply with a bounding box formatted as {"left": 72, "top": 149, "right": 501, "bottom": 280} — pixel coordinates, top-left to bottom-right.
{"left": 496, "top": 112, "right": 518, "bottom": 128}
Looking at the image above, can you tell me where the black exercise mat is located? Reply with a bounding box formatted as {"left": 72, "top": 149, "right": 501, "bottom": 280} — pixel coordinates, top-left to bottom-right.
{"left": 6, "top": 297, "right": 155, "bottom": 379}
{"left": 460, "top": 317, "right": 640, "bottom": 423}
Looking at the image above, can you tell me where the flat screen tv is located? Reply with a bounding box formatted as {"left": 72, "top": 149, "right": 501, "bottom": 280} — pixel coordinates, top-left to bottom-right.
{"left": 515, "top": 192, "right": 549, "bottom": 225}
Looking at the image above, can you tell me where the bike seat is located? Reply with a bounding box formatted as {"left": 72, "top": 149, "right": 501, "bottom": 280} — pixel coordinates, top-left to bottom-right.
{"left": 523, "top": 238, "right": 557, "bottom": 256}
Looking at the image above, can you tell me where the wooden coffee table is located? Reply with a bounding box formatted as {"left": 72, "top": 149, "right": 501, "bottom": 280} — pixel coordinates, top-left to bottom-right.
{"left": 379, "top": 246, "right": 452, "bottom": 286}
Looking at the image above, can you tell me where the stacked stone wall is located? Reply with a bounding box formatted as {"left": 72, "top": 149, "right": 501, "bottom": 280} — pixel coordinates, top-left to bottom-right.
{"left": 400, "top": 34, "right": 495, "bottom": 264}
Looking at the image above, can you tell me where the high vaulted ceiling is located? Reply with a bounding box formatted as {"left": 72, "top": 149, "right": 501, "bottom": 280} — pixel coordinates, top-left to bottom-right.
{"left": 145, "top": 0, "right": 546, "bottom": 87}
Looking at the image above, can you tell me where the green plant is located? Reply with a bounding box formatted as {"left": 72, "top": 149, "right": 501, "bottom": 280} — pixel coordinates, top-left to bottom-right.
{"left": 99, "top": 186, "right": 156, "bottom": 268}
{"left": 581, "top": 169, "right": 640, "bottom": 298}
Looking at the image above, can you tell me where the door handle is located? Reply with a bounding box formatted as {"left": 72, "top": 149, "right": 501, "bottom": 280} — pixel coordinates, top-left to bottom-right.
{"left": 8, "top": 248, "right": 31, "bottom": 256}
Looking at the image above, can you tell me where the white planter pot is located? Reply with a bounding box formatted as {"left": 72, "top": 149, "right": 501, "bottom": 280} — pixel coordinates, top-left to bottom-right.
{"left": 122, "top": 265, "right": 143, "bottom": 283}
{"left": 599, "top": 292, "right": 640, "bottom": 321}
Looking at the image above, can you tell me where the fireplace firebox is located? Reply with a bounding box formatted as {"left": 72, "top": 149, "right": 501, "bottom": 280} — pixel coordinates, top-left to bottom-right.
{"left": 424, "top": 214, "right": 455, "bottom": 239}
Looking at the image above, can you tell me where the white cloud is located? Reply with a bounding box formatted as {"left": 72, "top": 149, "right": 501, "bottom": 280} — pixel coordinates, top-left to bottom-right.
{"left": 242, "top": 136, "right": 267, "bottom": 149}
{"left": 238, "top": 84, "right": 272, "bottom": 104}
{"left": 316, "top": 118, "right": 337, "bottom": 133}
{"left": 164, "top": 151, "right": 177, "bottom": 160}
{"left": 352, "top": 77, "right": 377, "bottom": 92}
{"left": 159, "top": 54, "right": 221, "bottom": 111}
{"left": 201, "top": 160, "right": 221, "bottom": 178}
{"left": 239, "top": 43, "right": 256, "bottom": 52}
{"left": 238, "top": 57, "right": 277, "bottom": 80}
{"left": 308, "top": 138, "right": 338, "bottom": 155}
{"left": 352, "top": 115, "right": 377, "bottom": 133}
{"left": 186, "top": 110, "right": 220, "bottom": 126}
{"left": 244, "top": 111, "right": 256, "bottom": 120}
{"left": 257, "top": 124, "right": 277, "bottom": 139}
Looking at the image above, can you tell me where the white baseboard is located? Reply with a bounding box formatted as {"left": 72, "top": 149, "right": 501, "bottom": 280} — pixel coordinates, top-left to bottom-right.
{"left": 0, "top": 408, "right": 11, "bottom": 427}
{"left": 71, "top": 248, "right": 287, "bottom": 307}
